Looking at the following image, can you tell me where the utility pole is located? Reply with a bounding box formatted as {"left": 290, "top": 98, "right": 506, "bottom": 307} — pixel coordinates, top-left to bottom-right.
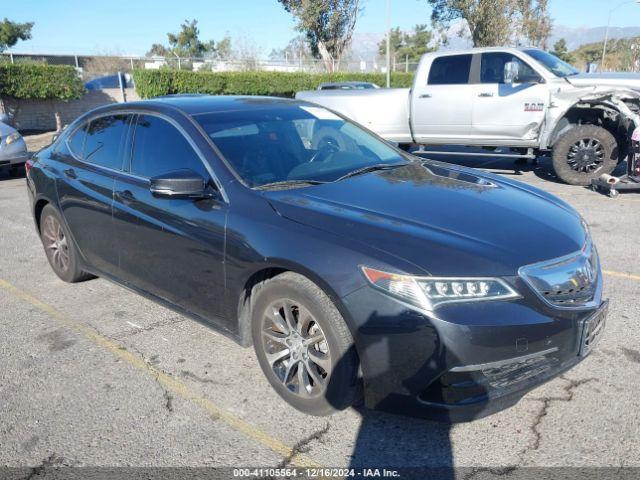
{"left": 385, "top": 0, "right": 391, "bottom": 88}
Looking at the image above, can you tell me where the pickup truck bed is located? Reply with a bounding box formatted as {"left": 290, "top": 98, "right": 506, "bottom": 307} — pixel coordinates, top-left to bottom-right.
{"left": 296, "top": 88, "right": 413, "bottom": 144}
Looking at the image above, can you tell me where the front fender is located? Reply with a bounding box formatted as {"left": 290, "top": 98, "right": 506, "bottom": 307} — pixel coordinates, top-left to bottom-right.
{"left": 542, "top": 87, "right": 640, "bottom": 148}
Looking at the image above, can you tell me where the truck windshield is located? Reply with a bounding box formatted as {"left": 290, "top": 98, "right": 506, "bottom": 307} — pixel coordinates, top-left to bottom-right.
{"left": 194, "top": 104, "right": 407, "bottom": 188}
{"left": 524, "top": 49, "right": 579, "bottom": 78}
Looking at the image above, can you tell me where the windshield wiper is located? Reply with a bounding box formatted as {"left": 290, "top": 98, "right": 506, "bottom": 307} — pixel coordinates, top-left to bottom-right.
{"left": 335, "top": 163, "right": 407, "bottom": 182}
{"left": 256, "top": 179, "right": 326, "bottom": 190}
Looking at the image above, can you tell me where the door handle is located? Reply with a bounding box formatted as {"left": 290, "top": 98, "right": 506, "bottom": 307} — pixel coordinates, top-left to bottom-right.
{"left": 116, "top": 189, "right": 135, "bottom": 204}
{"left": 478, "top": 92, "right": 494, "bottom": 97}
{"left": 419, "top": 93, "right": 432, "bottom": 99}
{"left": 63, "top": 168, "right": 77, "bottom": 179}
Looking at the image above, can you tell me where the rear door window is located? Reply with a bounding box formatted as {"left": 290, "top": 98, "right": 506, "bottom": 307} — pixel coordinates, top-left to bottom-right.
{"left": 427, "top": 54, "right": 472, "bottom": 85}
{"left": 130, "top": 115, "right": 208, "bottom": 179}
{"left": 83, "top": 114, "right": 131, "bottom": 170}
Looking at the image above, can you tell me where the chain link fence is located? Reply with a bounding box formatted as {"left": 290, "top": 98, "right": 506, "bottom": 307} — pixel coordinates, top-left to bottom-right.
{"left": 0, "top": 52, "right": 420, "bottom": 82}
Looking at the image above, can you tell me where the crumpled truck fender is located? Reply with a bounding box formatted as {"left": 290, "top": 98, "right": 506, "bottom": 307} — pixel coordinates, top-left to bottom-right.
{"left": 540, "top": 85, "right": 640, "bottom": 148}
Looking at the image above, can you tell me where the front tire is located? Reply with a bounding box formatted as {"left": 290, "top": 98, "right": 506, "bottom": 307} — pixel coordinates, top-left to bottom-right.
{"left": 250, "top": 272, "right": 361, "bottom": 416}
{"left": 40, "top": 205, "right": 94, "bottom": 283}
{"left": 551, "top": 125, "right": 618, "bottom": 185}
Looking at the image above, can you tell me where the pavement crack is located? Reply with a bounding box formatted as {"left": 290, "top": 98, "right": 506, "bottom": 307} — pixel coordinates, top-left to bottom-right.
{"left": 525, "top": 376, "right": 597, "bottom": 453}
{"left": 180, "top": 370, "right": 216, "bottom": 384}
{"left": 163, "top": 389, "right": 174, "bottom": 412}
{"left": 126, "top": 344, "right": 175, "bottom": 414}
{"left": 113, "top": 316, "right": 186, "bottom": 339}
{"left": 276, "top": 422, "right": 330, "bottom": 469}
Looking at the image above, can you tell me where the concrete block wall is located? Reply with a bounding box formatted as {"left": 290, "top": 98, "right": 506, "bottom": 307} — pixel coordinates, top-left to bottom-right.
{"left": 1, "top": 88, "right": 140, "bottom": 131}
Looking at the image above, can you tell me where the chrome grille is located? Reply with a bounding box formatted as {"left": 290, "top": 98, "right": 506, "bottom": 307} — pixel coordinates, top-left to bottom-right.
{"left": 519, "top": 240, "right": 600, "bottom": 308}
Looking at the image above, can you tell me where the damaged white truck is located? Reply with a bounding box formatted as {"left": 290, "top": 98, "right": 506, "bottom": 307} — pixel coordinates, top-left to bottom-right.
{"left": 296, "top": 47, "right": 640, "bottom": 186}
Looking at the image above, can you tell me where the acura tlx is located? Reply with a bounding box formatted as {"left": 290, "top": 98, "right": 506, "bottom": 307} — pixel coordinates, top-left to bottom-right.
{"left": 26, "top": 95, "right": 607, "bottom": 421}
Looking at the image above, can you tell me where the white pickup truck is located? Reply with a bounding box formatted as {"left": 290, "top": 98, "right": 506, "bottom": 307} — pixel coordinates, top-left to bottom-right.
{"left": 296, "top": 47, "right": 640, "bottom": 185}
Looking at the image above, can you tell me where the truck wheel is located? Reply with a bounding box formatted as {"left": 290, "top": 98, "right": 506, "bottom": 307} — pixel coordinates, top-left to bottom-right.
{"left": 551, "top": 125, "right": 618, "bottom": 186}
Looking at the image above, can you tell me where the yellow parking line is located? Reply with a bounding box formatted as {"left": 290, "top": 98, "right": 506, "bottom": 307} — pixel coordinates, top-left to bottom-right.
{"left": 0, "top": 278, "right": 320, "bottom": 469}
{"left": 603, "top": 270, "right": 640, "bottom": 282}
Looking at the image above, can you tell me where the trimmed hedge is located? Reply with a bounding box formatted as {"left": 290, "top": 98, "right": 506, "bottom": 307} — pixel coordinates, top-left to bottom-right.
{"left": 0, "top": 64, "right": 85, "bottom": 100}
{"left": 133, "top": 69, "right": 414, "bottom": 99}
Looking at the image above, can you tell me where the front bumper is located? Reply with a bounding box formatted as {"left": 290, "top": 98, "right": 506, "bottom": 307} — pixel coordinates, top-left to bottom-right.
{"left": 341, "top": 275, "right": 606, "bottom": 422}
{"left": 0, "top": 137, "right": 29, "bottom": 168}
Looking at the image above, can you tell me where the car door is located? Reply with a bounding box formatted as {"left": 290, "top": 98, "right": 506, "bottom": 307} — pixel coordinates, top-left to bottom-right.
{"left": 410, "top": 53, "right": 474, "bottom": 144}
{"left": 471, "top": 52, "right": 549, "bottom": 143}
{"left": 56, "top": 113, "right": 133, "bottom": 276}
{"left": 112, "top": 113, "right": 228, "bottom": 321}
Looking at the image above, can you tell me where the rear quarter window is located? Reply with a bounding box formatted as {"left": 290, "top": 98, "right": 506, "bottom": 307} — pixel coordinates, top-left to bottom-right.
{"left": 67, "top": 124, "right": 88, "bottom": 158}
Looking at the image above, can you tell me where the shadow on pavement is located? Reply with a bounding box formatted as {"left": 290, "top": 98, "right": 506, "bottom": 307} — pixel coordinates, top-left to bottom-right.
{"left": 0, "top": 165, "right": 25, "bottom": 182}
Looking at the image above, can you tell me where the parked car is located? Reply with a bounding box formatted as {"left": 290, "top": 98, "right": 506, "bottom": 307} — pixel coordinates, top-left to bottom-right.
{"left": 0, "top": 117, "right": 29, "bottom": 175}
{"left": 317, "top": 81, "right": 380, "bottom": 90}
{"left": 26, "top": 96, "right": 607, "bottom": 421}
{"left": 297, "top": 47, "right": 640, "bottom": 186}
{"left": 84, "top": 73, "right": 133, "bottom": 90}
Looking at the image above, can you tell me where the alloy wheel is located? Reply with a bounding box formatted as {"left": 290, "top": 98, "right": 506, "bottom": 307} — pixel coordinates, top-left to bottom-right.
{"left": 43, "top": 215, "right": 70, "bottom": 273}
{"left": 261, "top": 299, "right": 332, "bottom": 398}
{"left": 567, "top": 138, "right": 605, "bottom": 173}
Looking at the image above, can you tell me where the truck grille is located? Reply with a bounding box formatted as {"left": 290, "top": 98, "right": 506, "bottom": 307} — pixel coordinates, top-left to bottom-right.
{"left": 519, "top": 239, "right": 600, "bottom": 308}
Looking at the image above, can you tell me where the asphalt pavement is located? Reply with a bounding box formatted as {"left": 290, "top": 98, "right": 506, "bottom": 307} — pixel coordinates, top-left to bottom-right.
{"left": 1, "top": 154, "right": 639, "bottom": 477}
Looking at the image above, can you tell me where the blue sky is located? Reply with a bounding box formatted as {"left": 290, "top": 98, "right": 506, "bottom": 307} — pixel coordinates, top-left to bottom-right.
{"left": 4, "top": 0, "right": 640, "bottom": 56}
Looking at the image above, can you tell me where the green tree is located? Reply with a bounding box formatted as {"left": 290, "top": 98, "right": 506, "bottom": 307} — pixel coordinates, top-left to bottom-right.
{"left": 516, "top": 0, "right": 552, "bottom": 48}
{"left": 551, "top": 38, "right": 573, "bottom": 63}
{"left": 277, "top": 0, "right": 361, "bottom": 72}
{"left": 215, "top": 36, "right": 232, "bottom": 60}
{"left": 427, "top": 0, "right": 517, "bottom": 47}
{"left": 146, "top": 43, "right": 168, "bottom": 57}
{"left": 0, "top": 18, "right": 34, "bottom": 52}
{"left": 378, "top": 24, "right": 438, "bottom": 64}
{"left": 166, "top": 19, "right": 214, "bottom": 58}
{"left": 427, "top": 0, "right": 551, "bottom": 48}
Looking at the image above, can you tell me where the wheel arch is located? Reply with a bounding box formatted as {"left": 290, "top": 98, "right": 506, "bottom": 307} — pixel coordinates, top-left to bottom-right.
{"left": 33, "top": 197, "right": 51, "bottom": 233}
{"left": 234, "top": 261, "right": 357, "bottom": 349}
{"left": 547, "top": 103, "right": 627, "bottom": 152}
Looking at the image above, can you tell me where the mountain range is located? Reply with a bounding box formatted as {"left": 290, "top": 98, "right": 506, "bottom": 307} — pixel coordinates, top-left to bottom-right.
{"left": 348, "top": 24, "right": 640, "bottom": 60}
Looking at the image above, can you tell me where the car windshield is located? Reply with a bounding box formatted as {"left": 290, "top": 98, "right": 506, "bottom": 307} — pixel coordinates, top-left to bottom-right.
{"left": 194, "top": 104, "right": 407, "bottom": 188}
{"left": 524, "top": 49, "right": 579, "bottom": 78}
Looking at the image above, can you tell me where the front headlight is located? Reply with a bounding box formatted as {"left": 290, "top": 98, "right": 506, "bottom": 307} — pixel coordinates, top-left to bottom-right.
{"left": 361, "top": 266, "right": 520, "bottom": 311}
{"left": 5, "top": 132, "right": 21, "bottom": 145}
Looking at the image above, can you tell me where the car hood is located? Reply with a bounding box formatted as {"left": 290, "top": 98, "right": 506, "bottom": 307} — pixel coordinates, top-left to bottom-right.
{"left": 567, "top": 72, "right": 640, "bottom": 91}
{"left": 0, "top": 121, "right": 17, "bottom": 136}
{"left": 264, "top": 162, "right": 587, "bottom": 276}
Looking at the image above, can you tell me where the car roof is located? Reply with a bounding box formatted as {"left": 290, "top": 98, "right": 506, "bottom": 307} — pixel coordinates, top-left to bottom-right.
{"left": 422, "top": 46, "right": 540, "bottom": 57}
{"left": 320, "top": 81, "right": 373, "bottom": 86}
{"left": 99, "top": 95, "right": 308, "bottom": 116}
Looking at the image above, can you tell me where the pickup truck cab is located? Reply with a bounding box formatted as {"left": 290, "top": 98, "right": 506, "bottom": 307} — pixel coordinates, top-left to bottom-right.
{"left": 297, "top": 47, "right": 640, "bottom": 185}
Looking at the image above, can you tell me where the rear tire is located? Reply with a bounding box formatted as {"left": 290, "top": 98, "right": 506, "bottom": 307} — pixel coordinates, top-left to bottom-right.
{"left": 551, "top": 125, "right": 618, "bottom": 186}
{"left": 250, "top": 272, "right": 361, "bottom": 416}
{"left": 39, "top": 205, "right": 94, "bottom": 283}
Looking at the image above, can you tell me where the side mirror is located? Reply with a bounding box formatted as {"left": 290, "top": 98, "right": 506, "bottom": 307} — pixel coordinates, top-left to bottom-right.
{"left": 504, "top": 61, "right": 520, "bottom": 85}
{"left": 150, "top": 170, "right": 213, "bottom": 199}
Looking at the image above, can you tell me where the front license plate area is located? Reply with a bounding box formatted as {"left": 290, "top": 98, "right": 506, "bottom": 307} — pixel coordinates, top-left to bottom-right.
{"left": 580, "top": 300, "right": 608, "bottom": 357}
